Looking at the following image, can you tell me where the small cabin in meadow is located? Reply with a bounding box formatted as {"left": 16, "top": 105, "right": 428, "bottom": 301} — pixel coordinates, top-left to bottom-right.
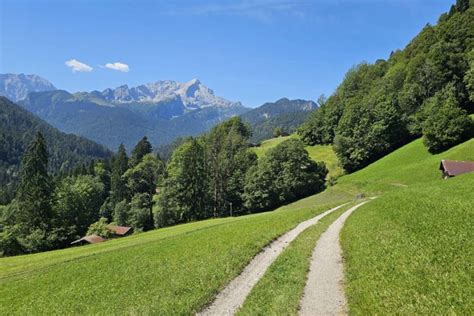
{"left": 71, "top": 234, "right": 106, "bottom": 246}
{"left": 107, "top": 225, "right": 133, "bottom": 237}
{"left": 70, "top": 225, "right": 132, "bottom": 246}
{"left": 439, "top": 160, "right": 474, "bottom": 179}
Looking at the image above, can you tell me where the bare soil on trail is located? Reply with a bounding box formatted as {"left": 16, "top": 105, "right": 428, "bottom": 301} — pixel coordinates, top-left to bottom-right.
{"left": 298, "top": 201, "right": 370, "bottom": 316}
{"left": 198, "top": 203, "right": 348, "bottom": 316}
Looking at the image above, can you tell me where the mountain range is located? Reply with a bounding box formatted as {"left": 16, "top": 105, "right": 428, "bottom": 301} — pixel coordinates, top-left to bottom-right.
{"left": 0, "top": 74, "right": 317, "bottom": 150}
{"left": 0, "top": 73, "right": 56, "bottom": 102}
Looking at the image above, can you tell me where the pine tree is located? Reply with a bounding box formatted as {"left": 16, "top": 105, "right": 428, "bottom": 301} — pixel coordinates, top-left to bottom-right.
{"left": 110, "top": 144, "right": 129, "bottom": 204}
{"left": 130, "top": 136, "right": 152, "bottom": 167}
{"left": 15, "top": 132, "right": 54, "bottom": 252}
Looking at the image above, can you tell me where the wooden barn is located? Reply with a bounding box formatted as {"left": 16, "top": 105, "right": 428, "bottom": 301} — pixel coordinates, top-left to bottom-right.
{"left": 71, "top": 234, "right": 106, "bottom": 246}
{"left": 107, "top": 225, "right": 133, "bottom": 237}
{"left": 439, "top": 160, "right": 474, "bottom": 179}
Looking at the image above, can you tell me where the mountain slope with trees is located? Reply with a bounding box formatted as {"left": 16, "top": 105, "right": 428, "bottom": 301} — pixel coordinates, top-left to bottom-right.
{"left": 0, "top": 97, "right": 112, "bottom": 204}
{"left": 18, "top": 82, "right": 248, "bottom": 151}
{"left": 241, "top": 98, "right": 318, "bottom": 143}
{"left": 298, "top": 0, "right": 474, "bottom": 172}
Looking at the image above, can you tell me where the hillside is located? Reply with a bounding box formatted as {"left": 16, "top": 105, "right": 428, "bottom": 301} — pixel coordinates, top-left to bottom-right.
{"left": 0, "top": 97, "right": 112, "bottom": 203}
{"left": 1, "top": 136, "right": 472, "bottom": 314}
{"left": 299, "top": 2, "right": 474, "bottom": 172}
{"left": 20, "top": 88, "right": 246, "bottom": 150}
{"left": 240, "top": 98, "right": 317, "bottom": 143}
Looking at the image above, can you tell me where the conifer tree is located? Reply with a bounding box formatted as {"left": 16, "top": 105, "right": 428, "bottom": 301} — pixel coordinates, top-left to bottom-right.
{"left": 130, "top": 136, "right": 152, "bottom": 167}
{"left": 110, "top": 143, "right": 129, "bottom": 204}
{"left": 15, "top": 132, "right": 54, "bottom": 252}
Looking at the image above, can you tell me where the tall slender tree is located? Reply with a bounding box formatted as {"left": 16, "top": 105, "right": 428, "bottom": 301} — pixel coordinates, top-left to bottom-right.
{"left": 110, "top": 144, "right": 129, "bottom": 204}
{"left": 130, "top": 136, "right": 152, "bottom": 167}
{"left": 15, "top": 132, "right": 54, "bottom": 252}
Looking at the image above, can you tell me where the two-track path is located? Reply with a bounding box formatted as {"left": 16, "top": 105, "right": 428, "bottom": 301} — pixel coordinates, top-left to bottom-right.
{"left": 199, "top": 203, "right": 348, "bottom": 316}
{"left": 298, "top": 200, "right": 373, "bottom": 316}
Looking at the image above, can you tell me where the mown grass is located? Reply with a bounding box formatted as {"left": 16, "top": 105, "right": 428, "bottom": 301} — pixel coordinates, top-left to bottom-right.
{"left": 0, "top": 198, "right": 350, "bottom": 315}
{"left": 341, "top": 174, "right": 474, "bottom": 314}
{"left": 337, "top": 138, "right": 474, "bottom": 194}
{"left": 237, "top": 202, "right": 355, "bottom": 315}
{"left": 252, "top": 134, "right": 343, "bottom": 178}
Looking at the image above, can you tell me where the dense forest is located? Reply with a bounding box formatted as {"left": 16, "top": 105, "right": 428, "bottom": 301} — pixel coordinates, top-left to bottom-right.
{"left": 0, "top": 117, "right": 327, "bottom": 256}
{"left": 299, "top": 0, "right": 474, "bottom": 172}
{"left": 0, "top": 97, "right": 112, "bottom": 204}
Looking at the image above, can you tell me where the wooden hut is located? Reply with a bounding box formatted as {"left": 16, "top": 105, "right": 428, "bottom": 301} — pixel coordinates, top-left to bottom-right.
{"left": 439, "top": 160, "right": 474, "bottom": 179}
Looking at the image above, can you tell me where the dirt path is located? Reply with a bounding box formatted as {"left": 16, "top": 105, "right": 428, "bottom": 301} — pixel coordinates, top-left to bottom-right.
{"left": 198, "top": 203, "right": 349, "bottom": 316}
{"left": 298, "top": 200, "right": 371, "bottom": 316}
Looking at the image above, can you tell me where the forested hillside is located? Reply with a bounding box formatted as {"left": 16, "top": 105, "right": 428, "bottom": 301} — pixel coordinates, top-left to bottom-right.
{"left": 0, "top": 97, "right": 112, "bottom": 203}
{"left": 299, "top": 0, "right": 474, "bottom": 172}
{"left": 241, "top": 98, "right": 317, "bottom": 143}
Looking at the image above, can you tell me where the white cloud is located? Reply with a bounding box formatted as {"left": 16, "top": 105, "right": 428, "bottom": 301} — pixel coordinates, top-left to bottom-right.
{"left": 105, "top": 62, "right": 130, "bottom": 72}
{"left": 65, "top": 59, "right": 93, "bottom": 73}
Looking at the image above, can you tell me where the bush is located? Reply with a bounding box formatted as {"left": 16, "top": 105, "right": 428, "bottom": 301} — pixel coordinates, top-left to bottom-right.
{"left": 87, "top": 217, "right": 114, "bottom": 238}
{"left": 244, "top": 139, "right": 327, "bottom": 212}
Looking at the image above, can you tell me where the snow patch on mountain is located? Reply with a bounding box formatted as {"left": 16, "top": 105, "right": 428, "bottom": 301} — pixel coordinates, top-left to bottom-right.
{"left": 0, "top": 73, "right": 57, "bottom": 102}
{"left": 100, "top": 78, "right": 241, "bottom": 110}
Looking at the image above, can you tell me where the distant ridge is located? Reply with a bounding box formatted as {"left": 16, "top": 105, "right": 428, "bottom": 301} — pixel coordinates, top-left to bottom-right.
{"left": 0, "top": 73, "right": 56, "bottom": 102}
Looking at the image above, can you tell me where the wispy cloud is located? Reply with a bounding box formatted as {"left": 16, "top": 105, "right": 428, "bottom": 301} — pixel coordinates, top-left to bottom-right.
{"left": 166, "top": 0, "right": 311, "bottom": 23}
{"left": 104, "top": 62, "right": 130, "bottom": 72}
{"left": 65, "top": 59, "right": 93, "bottom": 73}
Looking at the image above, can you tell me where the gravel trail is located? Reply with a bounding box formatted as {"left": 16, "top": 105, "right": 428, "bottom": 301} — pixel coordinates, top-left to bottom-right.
{"left": 198, "top": 203, "right": 349, "bottom": 316}
{"left": 298, "top": 200, "right": 371, "bottom": 316}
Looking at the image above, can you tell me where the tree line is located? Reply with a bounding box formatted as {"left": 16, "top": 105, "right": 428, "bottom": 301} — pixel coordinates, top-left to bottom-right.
{"left": 298, "top": 0, "right": 474, "bottom": 172}
{"left": 0, "top": 117, "right": 328, "bottom": 256}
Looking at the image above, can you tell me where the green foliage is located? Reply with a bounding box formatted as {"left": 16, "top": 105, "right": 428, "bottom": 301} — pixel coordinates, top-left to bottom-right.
{"left": 156, "top": 138, "right": 209, "bottom": 226}
{"left": 113, "top": 200, "right": 130, "bottom": 227}
{"left": 5, "top": 133, "right": 55, "bottom": 254}
{"left": 110, "top": 144, "right": 128, "bottom": 204}
{"left": 124, "top": 153, "right": 164, "bottom": 197}
{"left": 205, "top": 117, "right": 256, "bottom": 216}
{"left": 244, "top": 139, "right": 327, "bottom": 212}
{"left": 87, "top": 217, "right": 114, "bottom": 238}
{"left": 53, "top": 175, "right": 105, "bottom": 244}
{"left": 299, "top": 5, "right": 474, "bottom": 172}
{"left": 129, "top": 193, "right": 154, "bottom": 231}
{"left": 422, "top": 85, "right": 473, "bottom": 152}
{"left": 130, "top": 136, "right": 152, "bottom": 167}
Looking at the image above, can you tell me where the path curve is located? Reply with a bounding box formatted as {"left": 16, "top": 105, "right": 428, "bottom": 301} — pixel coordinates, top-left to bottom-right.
{"left": 199, "top": 203, "right": 349, "bottom": 316}
{"left": 298, "top": 200, "right": 372, "bottom": 316}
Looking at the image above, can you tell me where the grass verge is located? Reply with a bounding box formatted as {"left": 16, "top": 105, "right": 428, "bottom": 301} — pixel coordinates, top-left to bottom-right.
{"left": 237, "top": 202, "right": 355, "bottom": 315}
{"left": 341, "top": 174, "right": 474, "bottom": 314}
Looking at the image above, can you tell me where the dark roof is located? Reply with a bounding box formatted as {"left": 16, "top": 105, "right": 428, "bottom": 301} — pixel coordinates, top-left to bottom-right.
{"left": 107, "top": 225, "right": 132, "bottom": 236}
{"left": 439, "top": 160, "right": 474, "bottom": 177}
{"left": 71, "top": 234, "right": 106, "bottom": 245}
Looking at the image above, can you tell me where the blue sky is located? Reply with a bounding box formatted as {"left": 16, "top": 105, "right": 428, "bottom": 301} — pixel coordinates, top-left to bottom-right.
{"left": 0, "top": 0, "right": 453, "bottom": 107}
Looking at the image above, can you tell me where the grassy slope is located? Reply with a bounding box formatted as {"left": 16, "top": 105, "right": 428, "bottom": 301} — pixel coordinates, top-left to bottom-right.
{"left": 240, "top": 138, "right": 474, "bottom": 315}
{"left": 337, "top": 138, "right": 474, "bottom": 314}
{"left": 0, "top": 199, "right": 351, "bottom": 314}
{"left": 252, "top": 135, "right": 344, "bottom": 178}
{"left": 341, "top": 174, "right": 474, "bottom": 314}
